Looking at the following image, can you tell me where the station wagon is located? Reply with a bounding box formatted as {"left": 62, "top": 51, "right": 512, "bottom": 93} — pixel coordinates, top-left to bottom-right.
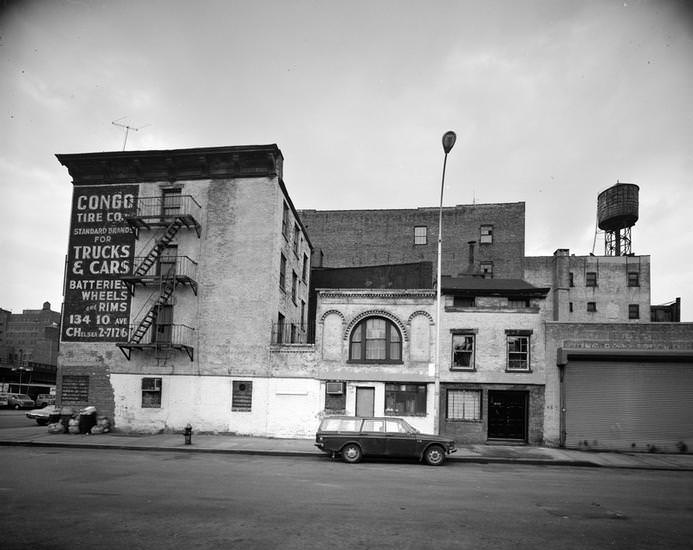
{"left": 315, "top": 416, "right": 456, "bottom": 466}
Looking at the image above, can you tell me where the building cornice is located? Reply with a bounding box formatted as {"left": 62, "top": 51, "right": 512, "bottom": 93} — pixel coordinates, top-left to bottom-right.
{"left": 317, "top": 289, "right": 435, "bottom": 299}
{"left": 56, "top": 144, "right": 283, "bottom": 185}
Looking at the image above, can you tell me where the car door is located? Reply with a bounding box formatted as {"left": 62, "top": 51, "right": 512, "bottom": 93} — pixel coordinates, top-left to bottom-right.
{"left": 359, "top": 418, "right": 387, "bottom": 456}
{"left": 384, "top": 418, "right": 417, "bottom": 457}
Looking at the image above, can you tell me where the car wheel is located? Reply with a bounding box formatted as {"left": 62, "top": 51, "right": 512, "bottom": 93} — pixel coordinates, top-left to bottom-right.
{"left": 341, "top": 443, "right": 362, "bottom": 464}
{"left": 36, "top": 419, "right": 49, "bottom": 426}
{"left": 423, "top": 445, "right": 445, "bottom": 466}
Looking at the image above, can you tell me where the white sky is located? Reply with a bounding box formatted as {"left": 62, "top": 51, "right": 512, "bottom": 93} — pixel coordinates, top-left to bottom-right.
{"left": 1, "top": 0, "right": 691, "bottom": 320}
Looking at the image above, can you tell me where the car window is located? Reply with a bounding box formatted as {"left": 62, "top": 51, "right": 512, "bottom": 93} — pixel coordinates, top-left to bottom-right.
{"left": 385, "top": 419, "right": 408, "bottom": 433}
{"left": 362, "top": 419, "right": 385, "bottom": 432}
{"left": 321, "top": 418, "right": 362, "bottom": 432}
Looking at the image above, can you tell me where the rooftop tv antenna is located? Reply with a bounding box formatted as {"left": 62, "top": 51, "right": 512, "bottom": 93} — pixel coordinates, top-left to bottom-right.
{"left": 111, "top": 117, "right": 150, "bottom": 150}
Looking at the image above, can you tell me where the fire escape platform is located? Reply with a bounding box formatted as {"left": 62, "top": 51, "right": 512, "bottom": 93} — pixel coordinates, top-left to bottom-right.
{"left": 126, "top": 214, "right": 201, "bottom": 238}
{"left": 121, "top": 275, "right": 198, "bottom": 296}
{"left": 116, "top": 342, "right": 194, "bottom": 361}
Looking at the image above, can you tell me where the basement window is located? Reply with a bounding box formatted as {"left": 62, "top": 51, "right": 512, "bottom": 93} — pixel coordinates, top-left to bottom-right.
{"left": 142, "top": 377, "right": 162, "bottom": 408}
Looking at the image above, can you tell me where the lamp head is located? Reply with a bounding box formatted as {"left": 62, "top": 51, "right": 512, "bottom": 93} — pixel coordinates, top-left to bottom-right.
{"left": 442, "top": 131, "right": 457, "bottom": 154}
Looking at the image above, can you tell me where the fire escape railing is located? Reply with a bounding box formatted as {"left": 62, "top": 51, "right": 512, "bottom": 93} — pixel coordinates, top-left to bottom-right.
{"left": 117, "top": 195, "right": 201, "bottom": 362}
{"left": 125, "top": 195, "right": 202, "bottom": 237}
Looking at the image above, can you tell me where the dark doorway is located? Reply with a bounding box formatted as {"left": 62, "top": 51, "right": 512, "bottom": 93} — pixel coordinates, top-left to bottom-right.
{"left": 487, "top": 390, "right": 527, "bottom": 441}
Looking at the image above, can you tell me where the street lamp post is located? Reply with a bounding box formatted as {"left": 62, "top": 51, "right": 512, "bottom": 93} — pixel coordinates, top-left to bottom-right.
{"left": 433, "top": 130, "right": 457, "bottom": 434}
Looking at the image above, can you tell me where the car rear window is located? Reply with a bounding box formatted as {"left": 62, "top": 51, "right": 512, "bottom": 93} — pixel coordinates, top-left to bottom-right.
{"left": 320, "top": 418, "right": 362, "bottom": 432}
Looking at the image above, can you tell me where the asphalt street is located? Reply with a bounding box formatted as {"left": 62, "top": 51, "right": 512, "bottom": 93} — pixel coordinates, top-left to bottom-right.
{"left": 1, "top": 445, "right": 692, "bottom": 550}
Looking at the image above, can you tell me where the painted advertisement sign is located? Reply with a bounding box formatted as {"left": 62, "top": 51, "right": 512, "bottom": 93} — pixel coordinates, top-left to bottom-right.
{"left": 62, "top": 185, "right": 138, "bottom": 342}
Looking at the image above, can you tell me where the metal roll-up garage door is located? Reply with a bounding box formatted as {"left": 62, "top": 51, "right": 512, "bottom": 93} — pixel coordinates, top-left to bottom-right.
{"left": 565, "top": 361, "right": 693, "bottom": 452}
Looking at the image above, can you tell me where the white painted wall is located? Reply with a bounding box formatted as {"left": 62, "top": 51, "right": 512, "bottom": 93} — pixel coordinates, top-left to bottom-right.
{"left": 111, "top": 374, "right": 322, "bottom": 438}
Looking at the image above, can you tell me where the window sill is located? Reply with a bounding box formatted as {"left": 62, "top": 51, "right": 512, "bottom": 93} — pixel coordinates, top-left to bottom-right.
{"left": 445, "top": 419, "right": 483, "bottom": 423}
{"left": 450, "top": 367, "right": 476, "bottom": 372}
{"left": 347, "top": 360, "right": 404, "bottom": 365}
{"left": 505, "top": 369, "right": 532, "bottom": 373}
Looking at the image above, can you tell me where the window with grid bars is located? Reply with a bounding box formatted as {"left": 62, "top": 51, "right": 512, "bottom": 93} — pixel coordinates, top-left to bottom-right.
{"left": 349, "top": 317, "right": 402, "bottom": 363}
{"left": 480, "top": 261, "right": 494, "bottom": 278}
{"left": 586, "top": 272, "right": 598, "bottom": 287}
{"left": 447, "top": 389, "right": 481, "bottom": 420}
{"left": 414, "top": 226, "right": 427, "bottom": 245}
{"left": 480, "top": 225, "right": 493, "bottom": 244}
{"left": 232, "top": 381, "right": 252, "bottom": 412}
{"left": 279, "top": 253, "right": 286, "bottom": 290}
{"left": 142, "top": 377, "right": 162, "bottom": 408}
{"left": 451, "top": 334, "right": 475, "bottom": 370}
{"left": 281, "top": 202, "right": 290, "bottom": 239}
{"left": 629, "top": 304, "right": 640, "bottom": 319}
{"left": 507, "top": 335, "right": 530, "bottom": 371}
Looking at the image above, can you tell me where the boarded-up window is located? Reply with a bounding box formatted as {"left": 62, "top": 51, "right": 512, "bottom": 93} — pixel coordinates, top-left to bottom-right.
{"left": 61, "top": 375, "right": 89, "bottom": 403}
{"left": 232, "top": 381, "right": 252, "bottom": 412}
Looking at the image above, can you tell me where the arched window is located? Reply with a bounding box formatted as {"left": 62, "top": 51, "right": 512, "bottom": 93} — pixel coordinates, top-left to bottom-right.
{"left": 349, "top": 317, "right": 402, "bottom": 363}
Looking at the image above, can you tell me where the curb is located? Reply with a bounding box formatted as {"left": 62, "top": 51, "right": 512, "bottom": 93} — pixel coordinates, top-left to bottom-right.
{"left": 0, "top": 440, "right": 608, "bottom": 467}
{"left": 2, "top": 439, "right": 691, "bottom": 471}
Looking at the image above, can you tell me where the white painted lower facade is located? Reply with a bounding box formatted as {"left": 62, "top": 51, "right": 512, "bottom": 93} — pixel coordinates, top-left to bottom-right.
{"left": 109, "top": 374, "right": 438, "bottom": 437}
{"left": 110, "top": 374, "right": 324, "bottom": 438}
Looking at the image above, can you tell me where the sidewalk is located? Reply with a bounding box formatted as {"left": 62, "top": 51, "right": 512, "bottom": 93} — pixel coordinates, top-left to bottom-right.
{"left": 2, "top": 426, "right": 692, "bottom": 471}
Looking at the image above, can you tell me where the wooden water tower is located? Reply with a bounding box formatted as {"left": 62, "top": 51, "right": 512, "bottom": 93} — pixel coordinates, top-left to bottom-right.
{"left": 597, "top": 182, "right": 639, "bottom": 256}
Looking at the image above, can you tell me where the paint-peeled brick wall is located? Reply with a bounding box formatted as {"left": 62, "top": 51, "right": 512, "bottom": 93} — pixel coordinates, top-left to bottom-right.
{"left": 57, "top": 343, "right": 118, "bottom": 417}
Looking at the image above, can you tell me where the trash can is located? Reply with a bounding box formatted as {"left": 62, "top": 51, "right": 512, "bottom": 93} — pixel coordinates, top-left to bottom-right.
{"left": 78, "top": 406, "right": 97, "bottom": 434}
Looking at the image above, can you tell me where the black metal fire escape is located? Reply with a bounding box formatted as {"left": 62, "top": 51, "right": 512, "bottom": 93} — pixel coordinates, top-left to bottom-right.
{"left": 116, "top": 195, "right": 201, "bottom": 361}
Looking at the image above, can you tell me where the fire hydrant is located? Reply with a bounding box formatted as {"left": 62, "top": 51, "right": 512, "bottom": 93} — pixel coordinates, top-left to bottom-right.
{"left": 184, "top": 423, "right": 192, "bottom": 445}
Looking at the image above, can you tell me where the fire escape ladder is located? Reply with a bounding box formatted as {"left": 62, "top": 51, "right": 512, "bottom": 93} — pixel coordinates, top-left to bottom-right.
{"left": 134, "top": 218, "right": 184, "bottom": 278}
{"left": 128, "top": 279, "right": 177, "bottom": 345}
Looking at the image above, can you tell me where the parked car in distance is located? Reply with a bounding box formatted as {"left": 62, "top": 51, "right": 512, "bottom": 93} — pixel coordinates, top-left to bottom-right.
{"left": 26, "top": 405, "right": 61, "bottom": 426}
{"left": 34, "top": 394, "right": 56, "bottom": 408}
{"left": 315, "top": 416, "right": 457, "bottom": 466}
{"left": 7, "top": 393, "right": 35, "bottom": 409}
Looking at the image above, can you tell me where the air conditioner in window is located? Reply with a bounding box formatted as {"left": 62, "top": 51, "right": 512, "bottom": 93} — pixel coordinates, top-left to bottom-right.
{"left": 326, "top": 382, "right": 345, "bottom": 395}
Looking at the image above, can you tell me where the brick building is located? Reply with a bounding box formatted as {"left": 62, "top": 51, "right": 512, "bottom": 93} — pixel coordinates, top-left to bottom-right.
{"left": 54, "top": 143, "right": 691, "bottom": 450}
{"left": 299, "top": 203, "right": 525, "bottom": 280}
{"left": 0, "top": 302, "right": 60, "bottom": 397}
{"left": 524, "top": 249, "right": 652, "bottom": 322}
{"left": 309, "top": 276, "right": 550, "bottom": 443}
{"left": 56, "top": 145, "right": 314, "bottom": 434}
